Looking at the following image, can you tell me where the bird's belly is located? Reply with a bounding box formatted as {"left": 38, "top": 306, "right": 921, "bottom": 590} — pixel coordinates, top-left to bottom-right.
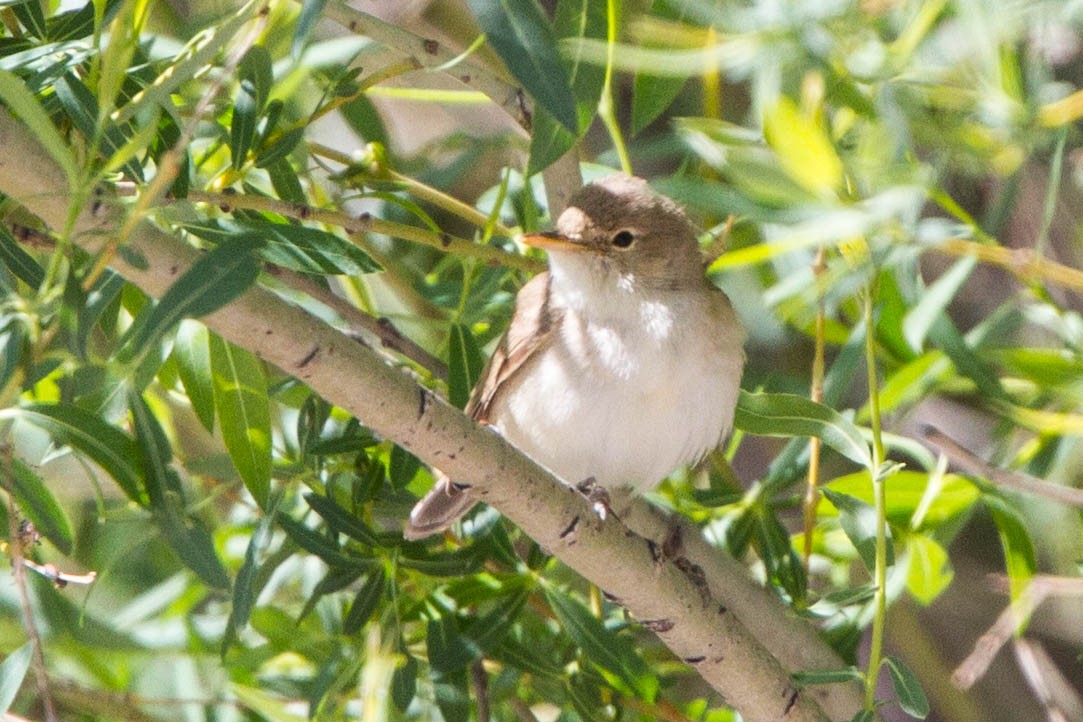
{"left": 491, "top": 344, "right": 736, "bottom": 492}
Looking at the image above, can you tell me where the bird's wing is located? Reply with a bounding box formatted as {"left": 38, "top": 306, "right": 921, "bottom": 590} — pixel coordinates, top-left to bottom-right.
{"left": 466, "top": 271, "right": 558, "bottom": 423}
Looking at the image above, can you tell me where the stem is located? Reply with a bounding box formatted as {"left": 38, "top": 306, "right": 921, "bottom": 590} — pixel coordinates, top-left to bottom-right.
{"left": 862, "top": 285, "right": 888, "bottom": 713}
{"left": 598, "top": 0, "right": 632, "bottom": 174}
{"left": 802, "top": 245, "right": 827, "bottom": 571}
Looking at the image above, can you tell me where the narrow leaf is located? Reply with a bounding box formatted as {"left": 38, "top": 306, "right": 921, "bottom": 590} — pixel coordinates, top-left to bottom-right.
{"left": 173, "top": 320, "right": 216, "bottom": 432}
{"left": 735, "top": 390, "right": 872, "bottom": 468}
{"left": 5, "top": 403, "right": 143, "bottom": 503}
{"left": 0, "top": 69, "right": 77, "bottom": 184}
{"left": 467, "top": 0, "right": 578, "bottom": 132}
{"left": 426, "top": 615, "right": 478, "bottom": 674}
{"left": 293, "top": 0, "right": 328, "bottom": 58}
{"left": 822, "top": 488, "right": 893, "bottom": 573}
{"left": 0, "top": 224, "right": 45, "bottom": 288}
{"left": 985, "top": 495, "right": 1036, "bottom": 623}
{"left": 763, "top": 96, "right": 843, "bottom": 198}
{"left": 903, "top": 256, "right": 976, "bottom": 353}
{"left": 118, "top": 237, "right": 262, "bottom": 366}
{"left": 0, "top": 641, "right": 33, "bottom": 714}
{"left": 209, "top": 335, "right": 271, "bottom": 508}
{"left": 224, "top": 504, "right": 277, "bottom": 653}
{"left": 11, "top": 458, "right": 74, "bottom": 555}
{"left": 544, "top": 586, "right": 658, "bottom": 701}
{"left": 343, "top": 566, "right": 385, "bottom": 634}
{"left": 304, "top": 492, "right": 381, "bottom": 547}
{"left": 884, "top": 656, "right": 930, "bottom": 718}
{"left": 231, "top": 46, "right": 271, "bottom": 170}
{"left": 447, "top": 323, "right": 484, "bottom": 409}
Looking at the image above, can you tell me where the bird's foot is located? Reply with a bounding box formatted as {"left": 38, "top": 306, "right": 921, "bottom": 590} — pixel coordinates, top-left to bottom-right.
{"left": 575, "top": 477, "right": 616, "bottom": 522}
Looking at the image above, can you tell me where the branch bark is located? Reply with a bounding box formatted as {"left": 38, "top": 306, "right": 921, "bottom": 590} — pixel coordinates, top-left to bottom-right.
{"left": 0, "top": 111, "right": 860, "bottom": 722}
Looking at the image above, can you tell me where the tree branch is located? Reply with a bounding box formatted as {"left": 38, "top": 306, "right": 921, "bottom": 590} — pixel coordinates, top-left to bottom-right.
{"left": 0, "top": 111, "right": 857, "bottom": 722}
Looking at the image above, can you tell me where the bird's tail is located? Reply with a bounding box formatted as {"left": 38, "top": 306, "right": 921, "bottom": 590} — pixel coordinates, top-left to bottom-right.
{"left": 403, "top": 474, "right": 477, "bottom": 540}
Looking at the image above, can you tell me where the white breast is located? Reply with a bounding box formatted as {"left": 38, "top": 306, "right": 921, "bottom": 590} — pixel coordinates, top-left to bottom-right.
{"left": 490, "top": 276, "right": 744, "bottom": 493}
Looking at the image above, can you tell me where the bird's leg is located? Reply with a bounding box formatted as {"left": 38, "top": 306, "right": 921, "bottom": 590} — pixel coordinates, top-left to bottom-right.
{"left": 574, "top": 477, "right": 615, "bottom": 522}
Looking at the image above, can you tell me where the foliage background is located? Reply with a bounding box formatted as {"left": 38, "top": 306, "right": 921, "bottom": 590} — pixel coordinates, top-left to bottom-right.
{"left": 1, "top": 0, "right": 1082, "bottom": 721}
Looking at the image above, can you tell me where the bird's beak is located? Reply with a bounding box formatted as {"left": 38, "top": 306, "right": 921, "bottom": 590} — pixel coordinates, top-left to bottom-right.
{"left": 519, "top": 231, "right": 594, "bottom": 253}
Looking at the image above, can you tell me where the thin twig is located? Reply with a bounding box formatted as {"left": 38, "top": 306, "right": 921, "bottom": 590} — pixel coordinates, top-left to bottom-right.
{"left": 921, "top": 425, "right": 1083, "bottom": 507}
{"left": 180, "top": 190, "right": 543, "bottom": 273}
{"left": 928, "top": 238, "right": 1083, "bottom": 295}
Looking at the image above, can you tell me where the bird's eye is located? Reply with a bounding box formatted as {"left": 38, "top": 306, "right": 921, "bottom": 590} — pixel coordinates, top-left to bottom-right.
{"left": 611, "top": 230, "right": 636, "bottom": 248}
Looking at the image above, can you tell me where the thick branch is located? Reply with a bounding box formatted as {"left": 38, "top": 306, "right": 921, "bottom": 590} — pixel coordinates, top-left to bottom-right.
{"left": 0, "top": 111, "right": 851, "bottom": 722}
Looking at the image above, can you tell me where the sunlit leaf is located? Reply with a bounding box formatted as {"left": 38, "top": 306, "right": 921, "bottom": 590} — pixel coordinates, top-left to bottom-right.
{"left": 822, "top": 488, "right": 893, "bottom": 573}
{"left": 735, "top": 390, "right": 872, "bottom": 468}
{"left": 0, "top": 69, "right": 77, "bottom": 184}
{"left": 209, "top": 335, "right": 271, "bottom": 508}
{"left": 904, "top": 534, "right": 952, "bottom": 605}
{"left": 173, "top": 320, "right": 216, "bottom": 432}
{"left": 984, "top": 495, "right": 1036, "bottom": 625}
{"left": 763, "top": 96, "right": 843, "bottom": 198}
{"left": 468, "top": 0, "right": 578, "bottom": 132}
{"left": 232, "top": 46, "right": 272, "bottom": 170}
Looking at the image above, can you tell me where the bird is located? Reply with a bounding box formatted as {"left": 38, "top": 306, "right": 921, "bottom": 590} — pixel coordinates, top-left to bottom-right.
{"left": 404, "top": 173, "right": 746, "bottom": 539}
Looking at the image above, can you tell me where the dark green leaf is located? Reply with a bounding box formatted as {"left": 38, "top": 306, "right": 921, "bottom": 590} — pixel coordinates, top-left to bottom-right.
{"left": 0, "top": 224, "right": 44, "bottom": 288}
{"left": 183, "top": 219, "right": 380, "bottom": 276}
{"left": 398, "top": 547, "right": 483, "bottom": 577}
{"left": 447, "top": 323, "right": 484, "bottom": 409}
{"left": 267, "top": 157, "right": 306, "bottom": 203}
{"left": 340, "top": 95, "right": 389, "bottom": 149}
{"left": 426, "top": 614, "right": 478, "bottom": 674}
{"left": 299, "top": 565, "right": 366, "bottom": 621}
{"left": 209, "top": 334, "right": 272, "bottom": 508}
{"left": 231, "top": 46, "right": 271, "bottom": 169}
{"left": 490, "top": 636, "right": 562, "bottom": 678}
{"left": 255, "top": 127, "right": 304, "bottom": 168}
{"left": 467, "top": 0, "right": 578, "bottom": 132}
{"left": 433, "top": 667, "right": 470, "bottom": 722}
{"left": 0, "top": 641, "right": 33, "bottom": 714}
{"left": 388, "top": 444, "right": 421, "bottom": 489}
{"left": 117, "top": 236, "right": 262, "bottom": 367}
{"left": 391, "top": 654, "right": 418, "bottom": 711}
{"left": 128, "top": 390, "right": 174, "bottom": 505}
{"left": 928, "top": 315, "right": 1007, "bottom": 401}
{"left": 9, "top": 403, "right": 143, "bottom": 503}
{"left": 465, "top": 589, "right": 527, "bottom": 651}
{"left": 11, "top": 0, "right": 46, "bottom": 38}
{"left": 343, "top": 566, "right": 385, "bottom": 634}
{"left": 154, "top": 491, "right": 232, "bottom": 589}
{"left": 276, "top": 515, "right": 366, "bottom": 569}
{"left": 0, "top": 322, "right": 26, "bottom": 394}
{"left": 822, "top": 488, "right": 893, "bottom": 573}
{"left": 10, "top": 458, "right": 74, "bottom": 554}
{"left": 544, "top": 586, "right": 658, "bottom": 701}
{"left": 633, "top": 74, "right": 688, "bottom": 135}
{"left": 304, "top": 492, "right": 381, "bottom": 547}
{"left": 735, "top": 390, "right": 872, "bottom": 468}
{"left": 884, "top": 656, "right": 930, "bottom": 718}
{"left": 55, "top": 74, "right": 144, "bottom": 181}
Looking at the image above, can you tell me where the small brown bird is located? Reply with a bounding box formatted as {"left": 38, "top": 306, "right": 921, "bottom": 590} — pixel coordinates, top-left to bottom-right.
{"left": 405, "top": 173, "right": 746, "bottom": 539}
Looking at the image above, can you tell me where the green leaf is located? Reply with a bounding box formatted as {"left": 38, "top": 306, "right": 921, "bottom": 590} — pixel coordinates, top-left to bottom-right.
{"left": 432, "top": 667, "right": 470, "bottom": 722}
{"left": 183, "top": 220, "right": 380, "bottom": 276}
{"left": 255, "top": 127, "right": 304, "bottom": 168}
{"left": 0, "top": 641, "right": 33, "bottom": 714}
{"left": 0, "top": 224, "right": 45, "bottom": 288}
{"left": 0, "top": 322, "right": 26, "bottom": 394}
{"left": 735, "top": 390, "right": 872, "bottom": 468}
{"left": 388, "top": 444, "right": 421, "bottom": 489}
{"left": 985, "top": 495, "right": 1036, "bottom": 623}
{"left": 792, "top": 667, "right": 864, "bottom": 686}
{"left": 391, "top": 654, "right": 417, "bottom": 711}
{"left": 447, "top": 323, "right": 484, "bottom": 409}
{"left": 820, "top": 470, "right": 979, "bottom": 528}
{"left": 763, "top": 96, "right": 843, "bottom": 198}
{"left": 544, "top": 586, "right": 658, "bottom": 702}
{"left": 903, "top": 256, "right": 976, "bottom": 353}
{"left": 304, "top": 492, "right": 381, "bottom": 547}
{"left": 232, "top": 46, "right": 272, "bottom": 170}
{"left": 231, "top": 683, "right": 308, "bottom": 722}
{"left": 526, "top": 0, "right": 606, "bottom": 175}
{"left": 11, "top": 458, "right": 74, "bottom": 555}
{"left": 223, "top": 504, "right": 277, "bottom": 653}
{"left": 426, "top": 614, "right": 479, "bottom": 674}
{"left": 633, "top": 75, "right": 687, "bottom": 135}
{"left": 54, "top": 74, "right": 144, "bottom": 181}
{"left": 293, "top": 0, "right": 328, "bottom": 58}
{"left": 11, "top": 0, "right": 46, "bottom": 38}
{"left": 468, "top": 0, "right": 578, "bottom": 132}
{"left": 822, "top": 488, "right": 893, "bottom": 573}
{"left": 465, "top": 589, "right": 527, "bottom": 651}
{"left": 117, "top": 237, "right": 262, "bottom": 367}
{"left": 5, "top": 403, "right": 143, "bottom": 503}
{"left": 398, "top": 547, "right": 483, "bottom": 577}
{"left": 905, "top": 534, "right": 952, "bottom": 605}
{"left": 173, "top": 320, "right": 216, "bottom": 432}
{"left": 343, "top": 566, "right": 385, "bottom": 635}
{"left": 0, "top": 69, "right": 78, "bottom": 185}
{"left": 883, "top": 656, "right": 930, "bottom": 718}
{"left": 209, "top": 334, "right": 272, "bottom": 508}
